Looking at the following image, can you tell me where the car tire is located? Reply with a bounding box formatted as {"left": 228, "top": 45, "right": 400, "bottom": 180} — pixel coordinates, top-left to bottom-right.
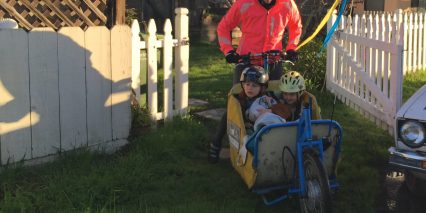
{"left": 405, "top": 171, "right": 426, "bottom": 197}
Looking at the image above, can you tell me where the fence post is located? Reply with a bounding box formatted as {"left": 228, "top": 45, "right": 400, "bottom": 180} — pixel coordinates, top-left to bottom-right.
{"left": 326, "top": 10, "right": 337, "bottom": 91}
{"left": 390, "top": 9, "right": 403, "bottom": 127}
{"left": 174, "top": 8, "right": 189, "bottom": 116}
{"left": 163, "top": 19, "right": 174, "bottom": 121}
{"left": 131, "top": 20, "right": 141, "bottom": 102}
{"left": 147, "top": 19, "right": 158, "bottom": 121}
{"left": 402, "top": 12, "right": 408, "bottom": 74}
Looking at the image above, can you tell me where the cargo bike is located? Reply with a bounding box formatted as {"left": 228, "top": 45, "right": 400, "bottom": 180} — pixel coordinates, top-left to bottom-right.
{"left": 226, "top": 52, "right": 343, "bottom": 212}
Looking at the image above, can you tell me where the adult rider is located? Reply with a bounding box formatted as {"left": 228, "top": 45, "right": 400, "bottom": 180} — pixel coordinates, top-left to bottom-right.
{"left": 209, "top": 0, "right": 303, "bottom": 163}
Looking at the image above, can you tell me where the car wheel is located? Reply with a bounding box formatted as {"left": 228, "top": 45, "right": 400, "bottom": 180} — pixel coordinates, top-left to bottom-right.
{"left": 405, "top": 172, "right": 426, "bottom": 197}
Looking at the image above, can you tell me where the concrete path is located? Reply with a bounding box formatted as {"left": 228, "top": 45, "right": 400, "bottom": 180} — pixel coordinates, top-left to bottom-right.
{"left": 190, "top": 98, "right": 229, "bottom": 159}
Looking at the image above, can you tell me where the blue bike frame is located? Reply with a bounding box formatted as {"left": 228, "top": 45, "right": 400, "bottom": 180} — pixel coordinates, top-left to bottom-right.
{"left": 250, "top": 105, "right": 343, "bottom": 206}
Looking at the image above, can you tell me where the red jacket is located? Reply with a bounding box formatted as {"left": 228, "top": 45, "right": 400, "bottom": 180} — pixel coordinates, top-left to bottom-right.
{"left": 217, "top": 0, "right": 302, "bottom": 56}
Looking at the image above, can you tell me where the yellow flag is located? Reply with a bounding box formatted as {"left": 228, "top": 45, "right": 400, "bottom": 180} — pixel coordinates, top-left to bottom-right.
{"left": 296, "top": 0, "right": 340, "bottom": 50}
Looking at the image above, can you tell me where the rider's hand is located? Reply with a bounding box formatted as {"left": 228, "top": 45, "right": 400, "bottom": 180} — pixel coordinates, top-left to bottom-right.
{"left": 225, "top": 50, "right": 241, "bottom": 64}
{"left": 285, "top": 49, "right": 298, "bottom": 62}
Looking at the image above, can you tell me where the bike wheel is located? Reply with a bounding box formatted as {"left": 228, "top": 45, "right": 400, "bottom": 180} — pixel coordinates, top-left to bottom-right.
{"left": 299, "top": 151, "right": 332, "bottom": 213}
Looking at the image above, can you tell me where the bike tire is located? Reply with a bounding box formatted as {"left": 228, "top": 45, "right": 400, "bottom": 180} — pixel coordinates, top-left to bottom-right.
{"left": 299, "top": 150, "right": 332, "bottom": 213}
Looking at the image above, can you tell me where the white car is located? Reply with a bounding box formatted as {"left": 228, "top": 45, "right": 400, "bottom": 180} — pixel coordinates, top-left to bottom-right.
{"left": 389, "top": 84, "right": 426, "bottom": 195}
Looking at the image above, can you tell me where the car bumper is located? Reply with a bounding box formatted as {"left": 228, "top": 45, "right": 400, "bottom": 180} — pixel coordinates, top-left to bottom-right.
{"left": 388, "top": 147, "right": 426, "bottom": 173}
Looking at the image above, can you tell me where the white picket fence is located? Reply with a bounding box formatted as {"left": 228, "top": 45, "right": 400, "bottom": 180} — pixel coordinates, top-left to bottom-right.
{"left": 131, "top": 8, "right": 189, "bottom": 121}
{"left": 0, "top": 26, "right": 131, "bottom": 165}
{"left": 401, "top": 11, "right": 426, "bottom": 73}
{"left": 326, "top": 10, "right": 406, "bottom": 134}
{"left": 364, "top": 10, "right": 426, "bottom": 73}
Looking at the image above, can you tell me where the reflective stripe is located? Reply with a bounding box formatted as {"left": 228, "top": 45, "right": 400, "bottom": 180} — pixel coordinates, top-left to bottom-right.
{"left": 218, "top": 36, "right": 232, "bottom": 45}
{"left": 240, "top": 2, "right": 254, "bottom": 14}
{"left": 270, "top": 17, "right": 275, "bottom": 37}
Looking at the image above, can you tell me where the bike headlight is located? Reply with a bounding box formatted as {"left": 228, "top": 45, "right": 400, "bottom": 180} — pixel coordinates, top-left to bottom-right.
{"left": 399, "top": 121, "right": 425, "bottom": 148}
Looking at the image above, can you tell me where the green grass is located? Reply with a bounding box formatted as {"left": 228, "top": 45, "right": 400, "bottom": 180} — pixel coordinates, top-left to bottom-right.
{"left": 0, "top": 41, "right": 425, "bottom": 212}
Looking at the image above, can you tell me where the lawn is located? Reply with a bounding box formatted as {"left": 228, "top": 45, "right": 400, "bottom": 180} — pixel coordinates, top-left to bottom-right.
{"left": 0, "top": 41, "right": 424, "bottom": 212}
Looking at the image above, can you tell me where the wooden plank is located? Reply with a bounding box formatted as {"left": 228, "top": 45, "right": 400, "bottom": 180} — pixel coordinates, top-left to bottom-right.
{"left": 0, "top": 1, "right": 32, "bottom": 29}
{"left": 111, "top": 25, "right": 131, "bottom": 140}
{"left": 0, "top": 29, "right": 32, "bottom": 164}
{"left": 163, "top": 19, "right": 173, "bottom": 120}
{"left": 83, "top": 0, "right": 107, "bottom": 23}
{"left": 29, "top": 28, "right": 61, "bottom": 158}
{"left": 43, "top": 1, "right": 74, "bottom": 26}
{"left": 65, "top": 0, "right": 95, "bottom": 26}
{"left": 85, "top": 26, "right": 112, "bottom": 145}
{"left": 20, "top": 0, "right": 57, "bottom": 29}
{"left": 58, "top": 27, "right": 88, "bottom": 151}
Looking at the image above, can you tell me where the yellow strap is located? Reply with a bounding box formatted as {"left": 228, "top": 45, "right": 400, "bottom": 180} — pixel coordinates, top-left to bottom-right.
{"left": 296, "top": 0, "right": 340, "bottom": 51}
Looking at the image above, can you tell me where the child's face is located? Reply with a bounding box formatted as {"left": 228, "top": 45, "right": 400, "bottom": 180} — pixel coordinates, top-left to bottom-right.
{"left": 282, "top": 92, "right": 298, "bottom": 105}
{"left": 242, "top": 82, "right": 261, "bottom": 98}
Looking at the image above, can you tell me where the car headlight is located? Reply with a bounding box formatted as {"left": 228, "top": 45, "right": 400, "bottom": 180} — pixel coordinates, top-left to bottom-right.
{"left": 399, "top": 121, "right": 425, "bottom": 148}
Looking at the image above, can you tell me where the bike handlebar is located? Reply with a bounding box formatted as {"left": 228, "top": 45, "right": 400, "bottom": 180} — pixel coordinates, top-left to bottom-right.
{"left": 238, "top": 51, "right": 294, "bottom": 67}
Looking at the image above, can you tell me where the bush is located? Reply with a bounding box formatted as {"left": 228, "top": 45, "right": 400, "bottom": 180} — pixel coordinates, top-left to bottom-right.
{"left": 293, "top": 39, "right": 327, "bottom": 91}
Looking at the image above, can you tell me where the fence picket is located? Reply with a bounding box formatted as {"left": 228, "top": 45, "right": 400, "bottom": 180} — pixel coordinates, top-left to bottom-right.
{"left": 147, "top": 19, "right": 159, "bottom": 121}
{"left": 174, "top": 8, "right": 189, "bottom": 116}
{"left": 58, "top": 27, "right": 87, "bottom": 151}
{"left": 85, "top": 26, "right": 113, "bottom": 146}
{"left": 366, "top": 14, "right": 373, "bottom": 105}
{"left": 352, "top": 15, "right": 359, "bottom": 98}
{"left": 413, "top": 12, "right": 418, "bottom": 71}
{"left": 359, "top": 14, "right": 366, "bottom": 101}
{"left": 423, "top": 13, "right": 426, "bottom": 69}
{"left": 111, "top": 25, "right": 132, "bottom": 140}
{"left": 419, "top": 14, "right": 423, "bottom": 69}
{"left": 131, "top": 20, "right": 141, "bottom": 101}
{"left": 383, "top": 14, "right": 391, "bottom": 98}
{"left": 403, "top": 12, "right": 408, "bottom": 73}
{"left": 163, "top": 19, "right": 174, "bottom": 121}
{"left": 408, "top": 13, "right": 413, "bottom": 72}
{"left": 0, "top": 29, "right": 31, "bottom": 163}
{"left": 29, "top": 28, "right": 61, "bottom": 158}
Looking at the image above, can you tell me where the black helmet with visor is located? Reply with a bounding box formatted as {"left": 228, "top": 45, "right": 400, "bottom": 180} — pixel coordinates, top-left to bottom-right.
{"left": 240, "top": 65, "right": 269, "bottom": 86}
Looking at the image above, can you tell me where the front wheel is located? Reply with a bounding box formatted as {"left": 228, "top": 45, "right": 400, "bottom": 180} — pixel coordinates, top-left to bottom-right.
{"left": 299, "top": 151, "right": 332, "bottom": 213}
{"left": 405, "top": 171, "right": 426, "bottom": 197}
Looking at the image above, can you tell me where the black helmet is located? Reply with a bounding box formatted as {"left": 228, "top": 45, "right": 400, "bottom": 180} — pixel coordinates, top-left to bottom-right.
{"left": 239, "top": 66, "right": 269, "bottom": 85}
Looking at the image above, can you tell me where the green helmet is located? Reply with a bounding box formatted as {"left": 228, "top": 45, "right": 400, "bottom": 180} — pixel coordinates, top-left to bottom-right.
{"left": 279, "top": 71, "right": 306, "bottom": 93}
{"left": 240, "top": 66, "right": 269, "bottom": 85}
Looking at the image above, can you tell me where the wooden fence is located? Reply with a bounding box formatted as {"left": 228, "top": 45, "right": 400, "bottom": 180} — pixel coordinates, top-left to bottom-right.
{"left": 0, "top": 25, "right": 131, "bottom": 165}
{"left": 326, "top": 10, "right": 405, "bottom": 135}
{"left": 131, "top": 8, "right": 189, "bottom": 121}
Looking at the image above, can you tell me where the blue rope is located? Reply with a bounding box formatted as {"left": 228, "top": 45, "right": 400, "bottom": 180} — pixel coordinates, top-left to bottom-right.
{"left": 320, "top": 0, "right": 347, "bottom": 53}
